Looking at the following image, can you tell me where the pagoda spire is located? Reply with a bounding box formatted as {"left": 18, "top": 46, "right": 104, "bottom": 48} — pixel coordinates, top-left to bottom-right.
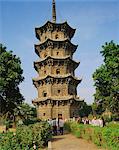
{"left": 52, "top": 0, "right": 56, "bottom": 23}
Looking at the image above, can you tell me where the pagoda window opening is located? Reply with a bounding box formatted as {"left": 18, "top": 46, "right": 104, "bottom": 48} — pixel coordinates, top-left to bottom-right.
{"left": 43, "top": 91, "right": 47, "bottom": 97}
{"left": 55, "top": 34, "right": 58, "bottom": 39}
{"left": 43, "top": 113, "right": 46, "bottom": 116}
{"left": 44, "top": 53, "right": 47, "bottom": 58}
{"left": 58, "top": 89, "right": 60, "bottom": 94}
{"left": 56, "top": 69, "right": 60, "bottom": 74}
{"left": 44, "top": 70, "right": 46, "bottom": 74}
{"left": 56, "top": 51, "right": 59, "bottom": 55}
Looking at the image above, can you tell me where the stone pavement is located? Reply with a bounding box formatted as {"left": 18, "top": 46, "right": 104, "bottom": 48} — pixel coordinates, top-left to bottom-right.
{"left": 51, "top": 133, "right": 105, "bottom": 150}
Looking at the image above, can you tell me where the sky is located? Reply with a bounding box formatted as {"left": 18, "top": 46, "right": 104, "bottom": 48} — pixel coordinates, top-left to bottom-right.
{"left": 0, "top": 0, "right": 119, "bottom": 105}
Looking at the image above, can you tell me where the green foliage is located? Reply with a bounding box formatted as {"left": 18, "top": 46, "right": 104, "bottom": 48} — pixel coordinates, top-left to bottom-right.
{"left": 0, "top": 121, "right": 52, "bottom": 150}
{"left": 0, "top": 132, "right": 21, "bottom": 150}
{"left": 0, "top": 44, "right": 24, "bottom": 119}
{"left": 15, "top": 102, "right": 37, "bottom": 125}
{"left": 64, "top": 122, "right": 84, "bottom": 138}
{"left": 102, "top": 114, "right": 112, "bottom": 123}
{"left": 21, "top": 103, "right": 37, "bottom": 119}
{"left": 101, "top": 127, "right": 119, "bottom": 150}
{"left": 78, "top": 102, "right": 92, "bottom": 117}
{"left": 92, "top": 41, "right": 119, "bottom": 116}
{"left": 65, "top": 121, "right": 119, "bottom": 150}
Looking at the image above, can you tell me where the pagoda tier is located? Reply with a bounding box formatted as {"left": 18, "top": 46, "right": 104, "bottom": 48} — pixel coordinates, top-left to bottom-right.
{"left": 33, "top": 96, "right": 82, "bottom": 104}
{"left": 32, "top": 74, "right": 81, "bottom": 88}
{"left": 34, "top": 55, "right": 80, "bottom": 72}
{"left": 35, "top": 38, "right": 78, "bottom": 58}
{"left": 35, "top": 21, "right": 76, "bottom": 41}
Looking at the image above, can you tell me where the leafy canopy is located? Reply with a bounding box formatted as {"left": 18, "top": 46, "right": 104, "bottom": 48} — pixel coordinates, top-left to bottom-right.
{"left": 0, "top": 44, "right": 24, "bottom": 118}
{"left": 93, "top": 41, "right": 119, "bottom": 115}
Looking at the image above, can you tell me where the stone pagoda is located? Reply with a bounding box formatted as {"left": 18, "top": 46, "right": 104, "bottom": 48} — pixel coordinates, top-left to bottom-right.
{"left": 32, "top": 0, "right": 82, "bottom": 120}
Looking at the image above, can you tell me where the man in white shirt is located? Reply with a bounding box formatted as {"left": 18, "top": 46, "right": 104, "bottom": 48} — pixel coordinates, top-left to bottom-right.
{"left": 59, "top": 118, "right": 64, "bottom": 135}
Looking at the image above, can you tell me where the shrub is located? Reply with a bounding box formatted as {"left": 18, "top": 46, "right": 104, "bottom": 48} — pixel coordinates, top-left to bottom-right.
{"left": 101, "top": 127, "right": 119, "bottom": 150}
{"left": 65, "top": 121, "right": 119, "bottom": 150}
{"left": 64, "top": 121, "right": 81, "bottom": 138}
{"left": 0, "top": 121, "right": 52, "bottom": 150}
{"left": 0, "top": 132, "right": 21, "bottom": 150}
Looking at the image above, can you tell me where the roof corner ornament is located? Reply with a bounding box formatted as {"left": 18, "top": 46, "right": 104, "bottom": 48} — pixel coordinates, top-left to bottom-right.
{"left": 52, "top": 0, "right": 56, "bottom": 23}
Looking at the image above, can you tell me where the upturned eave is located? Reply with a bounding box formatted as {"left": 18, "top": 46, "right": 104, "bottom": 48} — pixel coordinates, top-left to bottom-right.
{"left": 35, "top": 21, "right": 76, "bottom": 40}
{"left": 34, "top": 55, "right": 80, "bottom": 71}
{"left": 32, "top": 96, "right": 83, "bottom": 104}
{"left": 35, "top": 38, "right": 78, "bottom": 57}
{"left": 32, "top": 74, "right": 82, "bottom": 87}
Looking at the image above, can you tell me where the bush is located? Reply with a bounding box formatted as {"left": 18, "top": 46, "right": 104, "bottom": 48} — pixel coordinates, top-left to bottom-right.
{"left": 0, "top": 121, "right": 52, "bottom": 150}
{"left": 101, "top": 127, "right": 119, "bottom": 150}
{"left": 65, "top": 121, "right": 119, "bottom": 150}
{"left": 0, "top": 132, "right": 21, "bottom": 150}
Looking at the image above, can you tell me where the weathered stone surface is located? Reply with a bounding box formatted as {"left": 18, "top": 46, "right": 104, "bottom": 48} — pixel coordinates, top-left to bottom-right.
{"left": 33, "top": 2, "right": 82, "bottom": 120}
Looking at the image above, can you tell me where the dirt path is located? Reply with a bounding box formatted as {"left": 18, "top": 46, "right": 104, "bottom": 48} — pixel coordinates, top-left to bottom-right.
{"left": 51, "top": 133, "right": 104, "bottom": 150}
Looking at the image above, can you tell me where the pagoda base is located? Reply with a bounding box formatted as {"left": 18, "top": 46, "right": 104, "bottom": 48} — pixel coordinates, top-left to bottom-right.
{"left": 35, "top": 100, "right": 82, "bottom": 120}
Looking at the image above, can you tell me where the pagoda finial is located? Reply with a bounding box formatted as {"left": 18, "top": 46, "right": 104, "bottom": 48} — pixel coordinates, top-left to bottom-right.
{"left": 52, "top": 0, "right": 56, "bottom": 23}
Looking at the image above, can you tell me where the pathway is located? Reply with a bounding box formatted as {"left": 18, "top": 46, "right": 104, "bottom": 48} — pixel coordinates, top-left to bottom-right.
{"left": 51, "top": 133, "right": 105, "bottom": 150}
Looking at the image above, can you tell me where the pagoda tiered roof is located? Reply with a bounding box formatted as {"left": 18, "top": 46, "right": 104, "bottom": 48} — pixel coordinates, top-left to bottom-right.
{"left": 35, "top": 21, "right": 76, "bottom": 40}
{"left": 35, "top": 38, "right": 78, "bottom": 56}
{"left": 32, "top": 74, "right": 82, "bottom": 88}
{"left": 34, "top": 55, "right": 80, "bottom": 71}
{"left": 32, "top": 95, "right": 83, "bottom": 104}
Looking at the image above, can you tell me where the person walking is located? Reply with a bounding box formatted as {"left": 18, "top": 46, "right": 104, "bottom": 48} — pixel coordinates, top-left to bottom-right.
{"left": 52, "top": 118, "right": 57, "bottom": 135}
{"left": 59, "top": 118, "right": 64, "bottom": 135}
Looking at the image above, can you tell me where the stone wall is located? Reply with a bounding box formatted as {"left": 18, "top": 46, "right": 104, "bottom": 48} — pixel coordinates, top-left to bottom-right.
{"left": 37, "top": 104, "right": 70, "bottom": 120}
{"left": 38, "top": 83, "right": 68, "bottom": 98}
{"left": 40, "top": 48, "right": 51, "bottom": 59}
{"left": 52, "top": 47, "right": 65, "bottom": 57}
{"left": 38, "top": 61, "right": 74, "bottom": 77}
{"left": 38, "top": 84, "right": 52, "bottom": 98}
{"left": 39, "top": 31, "right": 67, "bottom": 43}
{"left": 52, "top": 83, "right": 68, "bottom": 96}
{"left": 52, "top": 104, "right": 70, "bottom": 119}
{"left": 37, "top": 81, "right": 78, "bottom": 99}
{"left": 39, "top": 47, "right": 72, "bottom": 59}
{"left": 37, "top": 104, "right": 52, "bottom": 119}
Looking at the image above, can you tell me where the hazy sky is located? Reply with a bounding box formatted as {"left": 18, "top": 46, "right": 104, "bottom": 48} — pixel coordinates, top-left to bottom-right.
{"left": 0, "top": 0, "right": 119, "bottom": 105}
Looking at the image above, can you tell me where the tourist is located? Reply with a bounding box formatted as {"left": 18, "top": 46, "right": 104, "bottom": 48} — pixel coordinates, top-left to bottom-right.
{"left": 52, "top": 118, "right": 57, "bottom": 135}
{"left": 73, "top": 116, "right": 76, "bottom": 121}
{"left": 91, "top": 116, "right": 105, "bottom": 127}
{"left": 91, "top": 116, "right": 97, "bottom": 126}
{"left": 82, "top": 117, "right": 89, "bottom": 124}
{"left": 101, "top": 117, "right": 105, "bottom": 127}
{"left": 85, "top": 117, "right": 89, "bottom": 124}
{"left": 59, "top": 118, "right": 64, "bottom": 135}
{"left": 76, "top": 116, "right": 81, "bottom": 123}
{"left": 47, "top": 119, "right": 52, "bottom": 126}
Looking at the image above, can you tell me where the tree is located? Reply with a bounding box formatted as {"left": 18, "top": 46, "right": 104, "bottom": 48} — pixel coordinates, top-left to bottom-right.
{"left": 0, "top": 44, "right": 24, "bottom": 119}
{"left": 78, "top": 101, "right": 92, "bottom": 117}
{"left": 93, "top": 41, "right": 119, "bottom": 116}
{"left": 11, "top": 103, "right": 37, "bottom": 127}
{"left": 18, "top": 103, "right": 37, "bottom": 121}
